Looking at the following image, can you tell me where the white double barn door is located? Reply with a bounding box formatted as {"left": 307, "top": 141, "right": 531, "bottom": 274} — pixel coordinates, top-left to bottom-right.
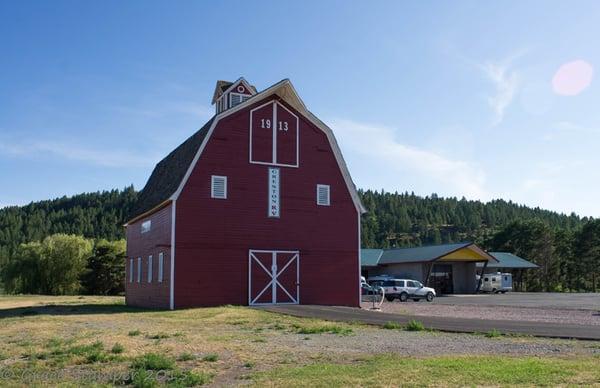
{"left": 248, "top": 250, "right": 299, "bottom": 306}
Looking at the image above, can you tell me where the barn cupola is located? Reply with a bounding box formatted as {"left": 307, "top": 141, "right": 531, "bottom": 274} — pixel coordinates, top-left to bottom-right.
{"left": 211, "top": 77, "right": 257, "bottom": 114}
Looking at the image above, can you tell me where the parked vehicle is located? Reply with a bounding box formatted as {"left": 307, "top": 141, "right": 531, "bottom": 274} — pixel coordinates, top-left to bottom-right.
{"left": 367, "top": 275, "right": 436, "bottom": 302}
{"left": 479, "top": 272, "right": 513, "bottom": 293}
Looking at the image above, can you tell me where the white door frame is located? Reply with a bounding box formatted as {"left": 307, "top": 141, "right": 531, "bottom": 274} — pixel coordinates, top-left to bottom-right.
{"left": 248, "top": 249, "right": 299, "bottom": 306}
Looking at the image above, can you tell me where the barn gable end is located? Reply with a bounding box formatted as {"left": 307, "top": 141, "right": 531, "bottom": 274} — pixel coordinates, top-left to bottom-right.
{"left": 126, "top": 78, "right": 363, "bottom": 309}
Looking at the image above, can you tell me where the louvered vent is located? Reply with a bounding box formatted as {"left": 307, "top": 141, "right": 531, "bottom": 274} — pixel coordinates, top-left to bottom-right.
{"left": 316, "top": 184, "right": 330, "bottom": 206}
{"left": 211, "top": 175, "right": 227, "bottom": 199}
{"left": 230, "top": 93, "right": 243, "bottom": 107}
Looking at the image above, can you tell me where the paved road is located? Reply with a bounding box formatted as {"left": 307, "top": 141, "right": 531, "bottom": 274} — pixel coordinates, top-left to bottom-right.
{"left": 434, "top": 292, "right": 600, "bottom": 310}
{"left": 259, "top": 305, "right": 600, "bottom": 341}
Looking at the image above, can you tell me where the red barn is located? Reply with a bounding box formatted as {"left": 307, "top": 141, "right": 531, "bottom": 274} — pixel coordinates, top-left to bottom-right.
{"left": 125, "top": 78, "right": 365, "bottom": 309}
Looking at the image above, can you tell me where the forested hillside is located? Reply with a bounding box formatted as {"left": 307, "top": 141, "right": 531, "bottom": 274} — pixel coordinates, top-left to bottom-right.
{"left": 0, "top": 187, "right": 585, "bottom": 255}
{"left": 1, "top": 187, "right": 598, "bottom": 292}
{"left": 0, "top": 187, "right": 137, "bottom": 259}
{"left": 360, "top": 190, "right": 586, "bottom": 248}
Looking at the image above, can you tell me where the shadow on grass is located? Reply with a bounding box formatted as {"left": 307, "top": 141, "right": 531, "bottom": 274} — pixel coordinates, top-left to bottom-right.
{"left": 0, "top": 303, "right": 154, "bottom": 319}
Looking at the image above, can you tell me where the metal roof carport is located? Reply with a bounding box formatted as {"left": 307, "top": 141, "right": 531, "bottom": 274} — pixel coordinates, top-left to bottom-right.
{"left": 361, "top": 243, "right": 499, "bottom": 293}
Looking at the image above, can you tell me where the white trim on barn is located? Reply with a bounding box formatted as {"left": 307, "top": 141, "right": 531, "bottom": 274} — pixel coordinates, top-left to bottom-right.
{"left": 214, "top": 78, "right": 256, "bottom": 103}
{"left": 170, "top": 200, "right": 176, "bottom": 310}
{"left": 248, "top": 100, "right": 300, "bottom": 168}
{"left": 170, "top": 78, "right": 365, "bottom": 214}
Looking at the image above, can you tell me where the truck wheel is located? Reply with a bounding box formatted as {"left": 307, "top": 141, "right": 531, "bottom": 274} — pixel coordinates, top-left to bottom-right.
{"left": 399, "top": 292, "right": 408, "bottom": 302}
{"left": 426, "top": 292, "right": 435, "bottom": 302}
{"left": 385, "top": 295, "right": 395, "bottom": 302}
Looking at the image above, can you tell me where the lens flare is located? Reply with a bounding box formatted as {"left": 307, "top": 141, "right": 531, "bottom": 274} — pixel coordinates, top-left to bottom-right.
{"left": 552, "top": 60, "right": 594, "bottom": 96}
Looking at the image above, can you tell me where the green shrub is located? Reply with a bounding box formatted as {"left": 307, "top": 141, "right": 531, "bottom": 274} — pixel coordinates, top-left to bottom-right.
{"left": 202, "top": 353, "right": 219, "bottom": 362}
{"left": 244, "top": 361, "right": 255, "bottom": 369}
{"left": 130, "top": 368, "right": 158, "bottom": 388}
{"left": 170, "top": 370, "right": 211, "bottom": 386}
{"left": 132, "top": 353, "right": 176, "bottom": 371}
{"left": 85, "top": 350, "right": 108, "bottom": 363}
{"left": 111, "top": 343, "right": 125, "bottom": 354}
{"left": 406, "top": 320, "right": 425, "bottom": 331}
{"left": 128, "top": 329, "right": 141, "bottom": 336}
{"left": 485, "top": 329, "right": 502, "bottom": 338}
{"left": 382, "top": 321, "right": 403, "bottom": 330}
{"left": 177, "top": 352, "right": 195, "bottom": 361}
{"left": 70, "top": 341, "right": 104, "bottom": 356}
{"left": 146, "top": 332, "right": 170, "bottom": 340}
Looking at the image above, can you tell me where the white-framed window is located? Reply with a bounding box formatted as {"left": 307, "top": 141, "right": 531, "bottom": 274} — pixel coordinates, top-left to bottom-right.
{"left": 317, "top": 184, "right": 330, "bottom": 206}
{"left": 211, "top": 175, "right": 227, "bottom": 199}
{"left": 147, "top": 255, "right": 153, "bottom": 283}
{"left": 141, "top": 220, "right": 151, "bottom": 234}
{"left": 137, "top": 257, "right": 141, "bottom": 283}
{"left": 129, "top": 258, "right": 134, "bottom": 283}
{"left": 158, "top": 252, "right": 164, "bottom": 283}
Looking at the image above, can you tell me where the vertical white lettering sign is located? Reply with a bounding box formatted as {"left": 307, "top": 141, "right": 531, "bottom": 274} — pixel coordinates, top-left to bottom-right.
{"left": 268, "top": 167, "right": 280, "bottom": 217}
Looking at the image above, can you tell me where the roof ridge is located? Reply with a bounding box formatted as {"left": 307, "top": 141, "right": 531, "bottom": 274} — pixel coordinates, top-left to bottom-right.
{"left": 383, "top": 241, "right": 472, "bottom": 251}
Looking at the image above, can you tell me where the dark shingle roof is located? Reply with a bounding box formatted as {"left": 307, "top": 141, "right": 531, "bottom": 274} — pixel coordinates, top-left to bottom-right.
{"left": 477, "top": 252, "right": 539, "bottom": 269}
{"left": 378, "top": 242, "right": 473, "bottom": 265}
{"left": 360, "top": 249, "right": 384, "bottom": 267}
{"left": 218, "top": 80, "right": 233, "bottom": 92}
{"left": 129, "top": 117, "right": 215, "bottom": 220}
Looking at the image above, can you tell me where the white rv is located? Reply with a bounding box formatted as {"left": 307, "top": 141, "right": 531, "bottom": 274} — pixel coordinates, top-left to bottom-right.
{"left": 479, "top": 272, "right": 512, "bottom": 293}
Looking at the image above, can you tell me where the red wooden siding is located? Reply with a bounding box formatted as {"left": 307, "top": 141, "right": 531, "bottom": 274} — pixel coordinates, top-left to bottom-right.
{"left": 174, "top": 97, "right": 359, "bottom": 308}
{"left": 125, "top": 203, "right": 172, "bottom": 308}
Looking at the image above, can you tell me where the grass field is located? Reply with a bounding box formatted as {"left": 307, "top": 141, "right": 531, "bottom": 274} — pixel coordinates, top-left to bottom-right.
{"left": 0, "top": 295, "right": 598, "bottom": 387}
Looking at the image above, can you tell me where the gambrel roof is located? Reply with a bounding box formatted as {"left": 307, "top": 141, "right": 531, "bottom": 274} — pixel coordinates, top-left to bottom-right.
{"left": 128, "top": 118, "right": 215, "bottom": 221}
{"left": 127, "top": 79, "right": 365, "bottom": 224}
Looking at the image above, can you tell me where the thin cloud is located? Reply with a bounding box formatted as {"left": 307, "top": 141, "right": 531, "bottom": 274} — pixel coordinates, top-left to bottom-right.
{"left": 0, "top": 141, "right": 157, "bottom": 168}
{"left": 543, "top": 121, "right": 600, "bottom": 141}
{"left": 479, "top": 55, "right": 522, "bottom": 126}
{"left": 329, "top": 118, "right": 489, "bottom": 200}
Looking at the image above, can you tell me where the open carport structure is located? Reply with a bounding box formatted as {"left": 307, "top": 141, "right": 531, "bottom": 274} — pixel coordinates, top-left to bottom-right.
{"left": 361, "top": 242, "right": 499, "bottom": 294}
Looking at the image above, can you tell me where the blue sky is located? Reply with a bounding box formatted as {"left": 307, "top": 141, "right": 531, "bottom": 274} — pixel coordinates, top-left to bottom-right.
{"left": 1, "top": 1, "right": 600, "bottom": 216}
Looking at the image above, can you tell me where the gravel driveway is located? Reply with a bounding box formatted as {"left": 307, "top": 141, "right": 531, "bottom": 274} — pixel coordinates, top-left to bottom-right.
{"left": 366, "top": 301, "right": 600, "bottom": 326}
{"left": 264, "top": 325, "right": 600, "bottom": 357}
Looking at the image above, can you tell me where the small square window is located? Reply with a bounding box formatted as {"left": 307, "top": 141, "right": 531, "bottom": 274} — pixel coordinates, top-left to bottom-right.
{"left": 141, "top": 220, "right": 151, "bottom": 234}
{"left": 316, "top": 184, "right": 330, "bottom": 206}
{"left": 211, "top": 175, "right": 227, "bottom": 199}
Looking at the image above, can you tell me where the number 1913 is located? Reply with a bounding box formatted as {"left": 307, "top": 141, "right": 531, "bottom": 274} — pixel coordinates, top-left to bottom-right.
{"left": 261, "top": 119, "right": 288, "bottom": 131}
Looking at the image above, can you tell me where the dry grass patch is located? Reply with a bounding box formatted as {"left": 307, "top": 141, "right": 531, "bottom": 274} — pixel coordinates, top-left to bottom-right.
{"left": 0, "top": 295, "right": 597, "bottom": 387}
